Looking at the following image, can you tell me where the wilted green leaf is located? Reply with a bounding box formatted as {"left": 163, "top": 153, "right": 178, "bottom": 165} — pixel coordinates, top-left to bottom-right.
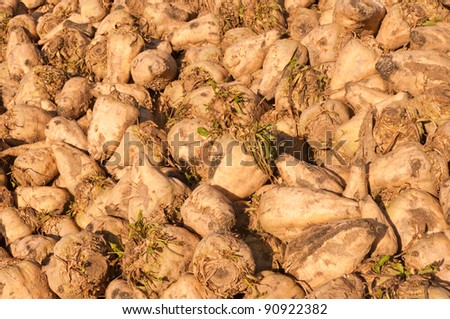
{"left": 197, "top": 127, "right": 210, "bottom": 137}
{"left": 373, "top": 255, "right": 391, "bottom": 274}
{"left": 109, "top": 242, "right": 124, "bottom": 258}
{"left": 423, "top": 20, "right": 436, "bottom": 26}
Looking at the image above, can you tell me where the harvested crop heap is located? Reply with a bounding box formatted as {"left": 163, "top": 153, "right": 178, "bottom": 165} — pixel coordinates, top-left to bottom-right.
{"left": 1, "top": 0, "right": 450, "bottom": 299}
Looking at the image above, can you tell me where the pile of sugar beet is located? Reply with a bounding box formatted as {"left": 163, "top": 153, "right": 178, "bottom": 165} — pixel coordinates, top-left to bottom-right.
{"left": 1, "top": 0, "right": 450, "bottom": 299}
